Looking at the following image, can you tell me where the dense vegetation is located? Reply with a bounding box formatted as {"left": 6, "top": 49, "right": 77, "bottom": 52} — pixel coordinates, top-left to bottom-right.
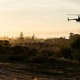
{"left": 0, "top": 33, "right": 80, "bottom": 64}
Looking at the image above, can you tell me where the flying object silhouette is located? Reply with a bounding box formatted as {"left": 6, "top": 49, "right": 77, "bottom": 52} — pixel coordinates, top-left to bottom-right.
{"left": 68, "top": 14, "right": 80, "bottom": 22}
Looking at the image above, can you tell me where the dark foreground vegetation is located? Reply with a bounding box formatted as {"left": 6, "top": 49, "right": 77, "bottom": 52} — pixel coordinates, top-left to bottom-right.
{"left": 0, "top": 33, "right": 80, "bottom": 79}
{"left": 0, "top": 32, "right": 80, "bottom": 63}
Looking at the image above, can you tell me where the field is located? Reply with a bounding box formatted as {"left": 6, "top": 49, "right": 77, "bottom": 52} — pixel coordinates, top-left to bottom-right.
{"left": 0, "top": 33, "right": 80, "bottom": 80}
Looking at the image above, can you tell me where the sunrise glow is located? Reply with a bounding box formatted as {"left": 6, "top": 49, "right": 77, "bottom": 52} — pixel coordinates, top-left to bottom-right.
{"left": 0, "top": 0, "right": 80, "bottom": 38}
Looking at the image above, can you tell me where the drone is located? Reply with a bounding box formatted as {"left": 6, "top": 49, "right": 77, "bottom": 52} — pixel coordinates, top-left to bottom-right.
{"left": 68, "top": 14, "right": 80, "bottom": 22}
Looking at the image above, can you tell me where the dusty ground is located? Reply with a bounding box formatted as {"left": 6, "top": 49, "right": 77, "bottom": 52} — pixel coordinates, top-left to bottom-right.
{"left": 0, "top": 63, "right": 79, "bottom": 80}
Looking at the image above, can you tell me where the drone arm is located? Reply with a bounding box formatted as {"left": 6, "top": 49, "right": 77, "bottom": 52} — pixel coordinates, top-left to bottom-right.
{"left": 68, "top": 18, "right": 77, "bottom": 21}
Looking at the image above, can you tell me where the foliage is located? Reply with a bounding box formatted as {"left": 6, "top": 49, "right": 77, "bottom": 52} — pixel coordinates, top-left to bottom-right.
{"left": 0, "top": 33, "right": 80, "bottom": 63}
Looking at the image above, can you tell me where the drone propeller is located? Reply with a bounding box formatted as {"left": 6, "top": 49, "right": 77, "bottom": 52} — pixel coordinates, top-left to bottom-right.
{"left": 67, "top": 14, "right": 80, "bottom": 16}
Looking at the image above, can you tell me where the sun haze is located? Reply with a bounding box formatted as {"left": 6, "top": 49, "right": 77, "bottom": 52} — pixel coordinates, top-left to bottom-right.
{"left": 0, "top": 0, "right": 80, "bottom": 38}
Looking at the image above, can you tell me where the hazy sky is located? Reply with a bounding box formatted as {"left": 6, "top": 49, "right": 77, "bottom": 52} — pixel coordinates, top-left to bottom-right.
{"left": 0, "top": 0, "right": 80, "bottom": 38}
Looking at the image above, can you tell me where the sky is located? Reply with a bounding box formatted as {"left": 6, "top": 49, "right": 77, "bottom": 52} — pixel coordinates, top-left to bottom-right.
{"left": 0, "top": 0, "right": 80, "bottom": 38}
